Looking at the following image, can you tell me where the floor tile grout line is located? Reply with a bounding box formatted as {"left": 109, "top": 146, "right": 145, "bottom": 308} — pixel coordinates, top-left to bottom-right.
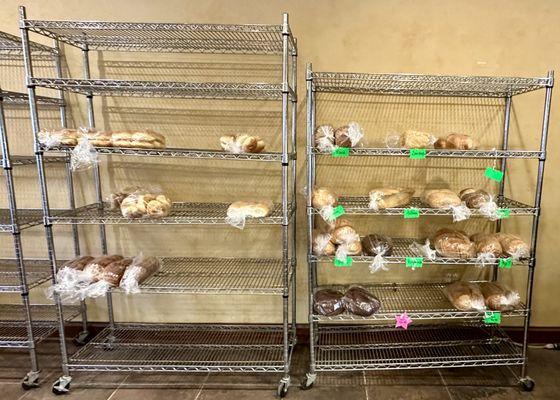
{"left": 193, "top": 373, "right": 210, "bottom": 400}
{"left": 438, "top": 370, "right": 455, "bottom": 400}
{"left": 107, "top": 374, "right": 131, "bottom": 400}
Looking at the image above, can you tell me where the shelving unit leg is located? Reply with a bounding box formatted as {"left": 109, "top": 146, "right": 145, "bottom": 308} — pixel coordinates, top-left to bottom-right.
{"left": 19, "top": 7, "right": 72, "bottom": 393}
{"left": 289, "top": 46, "right": 298, "bottom": 346}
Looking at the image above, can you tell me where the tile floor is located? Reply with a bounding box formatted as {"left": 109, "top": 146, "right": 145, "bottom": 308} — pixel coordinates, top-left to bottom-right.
{"left": 1, "top": 339, "right": 559, "bottom": 399}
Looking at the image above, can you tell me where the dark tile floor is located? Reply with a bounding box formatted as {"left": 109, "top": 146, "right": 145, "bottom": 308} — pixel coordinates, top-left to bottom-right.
{"left": 1, "top": 339, "right": 559, "bottom": 399}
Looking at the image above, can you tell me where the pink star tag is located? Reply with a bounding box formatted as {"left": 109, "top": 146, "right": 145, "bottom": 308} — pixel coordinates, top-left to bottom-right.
{"left": 395, "top": 312, "right": 412, "bottom": 329}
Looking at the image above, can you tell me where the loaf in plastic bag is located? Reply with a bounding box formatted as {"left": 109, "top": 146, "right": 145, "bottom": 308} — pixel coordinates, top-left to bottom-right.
{"left": 79, "top": 127, "right": 112, "bottom": 147}
{"left": 314, "top": 125, "right": 336, "bottom": 152}
{"left": 220, "top": 134, "right": 265, "bottom": 154}
{"left": 435, "top": 133, "right": 477, "bottom": 150}
{"left": 432, "top": 228, "right": 476, "bottom": 259}
{"left": 334, "top": 122, "right": 364, "bottom": 148}
{"left": 479, "top": 282, "right": 520, "bottom": 311}
{"left": 70, "top": 136, "right": 99, "bottom": 172}
{"left": 368, "top": 187, "right": 414, "bottom": 210}
{"left": 387, "top": 129, "right": 436, "bottom": 149}
{"left": 312, "top": 231, "right": 336, "bottom": 256}
{"left": 78, "top": 257, "right": 133, "bottom": 299}
{"left": 342, "top": 286, "right": 381, "bottom": 316}
{"left": 495, "top": 233, "right": 530, "bottom": 260}
{"left": 331, "top": 225, "right": 362, "bottom": 261}
{"left": 226, "top": 200, "right": 273, "bottom": 229}
{"left": 83, "top": 255, "right": 125, "bottom": 282}
{"left": 111, "top": 129, "right": 166, "bottom": 149}
{"left": 445, "top": 281, "right": 486, "bottom": 311}
{"left": 471, "top": 233, "right": 502, "bottom": 265}
{"left": 313, "top": 288, "right": 345, "bottom": 316}
{"left": 423, "top": 189, "right": 471, "bottom": 222}
{"left": 120, "top": 188, "right": 172, "bottom": 219}
{"left": 409, "top": 239, "right": 437, "bottom": 261}
{"left": 38, "top": 128, "right": 80, "bottom": 148}
{"left": 460, "top": 188, "right": 500, "bottom": 220}
{"left": 362, "top": 234, "right": 393, "bottom": 273}
{"left": 312, "top": 187, "right": 338, "bottom": 222}
{"left": 119, "top": 254, "right": 160, "bottom": 294}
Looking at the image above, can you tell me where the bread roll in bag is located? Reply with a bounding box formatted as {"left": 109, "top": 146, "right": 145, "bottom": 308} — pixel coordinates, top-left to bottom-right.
{"left": 470, "top": 233, "right": 502, "bottom": 258}
{"left": 432, "top": 228, "right": 476, "bottom": 258}
{"left": 445, "top": 281, "right": 485, "bottom": 311}
{"left": 479, "top": 281, "right": 520, "bottom": 311}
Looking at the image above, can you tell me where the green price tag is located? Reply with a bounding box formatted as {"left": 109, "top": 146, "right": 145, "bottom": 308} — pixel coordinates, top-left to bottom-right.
{"left": 497, "top": 208, "right": 511, "bottom": 219}
{"left": 499, "top": 258, "right": 513, "bottom": 269}
{"left": 403, "top": 208, "right": 420, "bottom": 219}
{"left": 485, "top": 167, "right": 504, "bottom": 182}
{"left": 332, "top": 147, "right": 350, "bottom": 158}
{"left": 332, "top": 205, "right": 345, "bottom": 219}
{"left": 334, "top": 256, "right": 352, "bottom": 267}
{"left": 409, "top": 148, "right": 427, "bottom": 159}
{"left": 405, "top": 257, "right": 423, "bottom": 268}
{"left": 484, "top": 311, "right": 501, "bottom": 324}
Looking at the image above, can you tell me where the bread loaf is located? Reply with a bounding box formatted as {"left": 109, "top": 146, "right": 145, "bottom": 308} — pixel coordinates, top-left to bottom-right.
{"left": 369, "top": 187, "right": 414, "bottom": 209}
{"left": 423, "top": 189, "right": 461, "bottom": 208}
{"left": 81, "top": 128, "right": 112, "bottom": 147}
{"left": 434, "top": 138, "right": 452, "bottom": 149}
{"left": 479, "top": 282, "right": 520, "bottom": 311}
{"left": 343, "top": 240, "right": 362, "bottom": 256}
{"left": 401, "top": 130, "right": 434, "bottom": 148}
{"left": 220, "top": 134, "right": 265, "bottom": 153}
{"left": 334, "top": 125, "right": 352, "bottom": 147}
{"left": 312, "top": 187, "right": 337, "bottom": 209}
{"left": 312, "top": 231, "right": 336, "bottom": 256}
{"left": 342, "top": 286, "right": 381, "bottom": 316}
{"left": 314, "top": 125, "right": 335, "bottom": 149}
{"left": 446, "top": 133, "right": 477, "bottom": 150}
{"left": 41, "top": 128, "right": 80, "bottom": 146}
{"left": 120, "top": 256, "right": 161, "bottom": 293}
{"left": 111, "top": 130, "right": 134, "bottom": 147}
{"left": 470, "top": 233, "right": 502, "bottom": 258}
{"left": 361, "top": 234, "right": 393, "bottom": 256}
{"left": 99, "top": 258, "right": 133, "bottom": 287}
{"left": 331, "top": 225, "right": 359, "bottom": 245}
{"left": 62, "top": 256, "right": 94, "bottom": 271}
{"left": 120, "top": 192, "right": 172, "bottom": 219}
{"left": 227, "top": 201, "right": 271, "bottom": 218}
{"left": 445, "top": 281, "right": 485, "bottom": 311}
{"left": 130, "top": 130, "right": 166, "bottom": 149}
{"left": 460, "top": 188, "right": 491, "bottom": 208}
{"left": 313, "top": 289, "right": 345, "bottom": 316}
{"left": 495, "top": 233, "right": 530, "bottom": 259}
{"left": 432, "top": 228, "right": 476, "bottom": 258}
{"left": 83, "top": 255, "right": 124, "bottom": 282}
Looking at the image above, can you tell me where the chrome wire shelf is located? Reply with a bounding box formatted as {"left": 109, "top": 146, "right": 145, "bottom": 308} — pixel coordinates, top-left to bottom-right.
{"left": 45, "top": 145, "right": 291, "bottom": 163}
{"left": 313, "top": 282, "right": 527, "bottom": 321}
{"left": 127, "top": 257, "right": 291, "bottom": 295}
{"left": 311, "top": 72, "right": 551, "bottom": 97}
{"left": 0, "top": 89, "right": 63, "bottom": 106}
{"left": 22, "top": 19, "right": 295, "bottom": 54}
{"left": 49, "top": 202, "right": 293, "bottom": 225}
{"left": 310, "top": 196, "right": 536, "bottom": 217}
{"left": 312, "top": 147, "right": 544, "bottom": 159}
{"left": 0, "top": 30, "right": 55, "bottom": 55}
{"left": 0, "top": 259, "right": 53, "bottom": 292}
{"left": 315, "top": 325, "right": 523, "bottom": 371}
{"left": 0, "top": 209, "right": 45, "bottom": 232}
{"left": 29, "top": 78, "right": 294, "bottom": 101}
{"left": 69, "top": 324, "right": 289, "bottom": 372}
{"left": 1, "top": 155, "right": 67, "bottom": 166}
{"left": 0, "top": 304, "right": 81, "bottom": 348}
{"left": 310, "top": 237, "right": 529, "bottom": 266}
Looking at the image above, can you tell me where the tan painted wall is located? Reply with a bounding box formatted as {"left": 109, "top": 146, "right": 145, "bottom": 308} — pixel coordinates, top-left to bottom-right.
{"left": 0, "top": 0, "right": 559, "bottom": 326}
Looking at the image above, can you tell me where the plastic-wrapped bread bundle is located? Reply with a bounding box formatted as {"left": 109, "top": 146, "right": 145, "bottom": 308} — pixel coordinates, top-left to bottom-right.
{"left": 314, "top": 125, "right": 336, "bottom": 152}
{"left": 388, "top": 129, "right": 436, "bottom": 149}
{"left": 423, "top": 189, "right": 471, "bottom": 222}
{"left": 313, "top": 289, "right": 345, "bottom": 316}
{"left": 70, "top": 136, "right": 99, "bottom": 172}
{"left": 220, "top": 134, "right": 265, "bottom": 154}
{"left": 61, "top": 256, "right": 95, "bottom": 272}
{"left": 78, "top": 258, "right": 133, "bottom": 299}
{"left": 471, "top": 233, "right": 502, "bottom": 266}
{"left": 326, "top": 217, "right": 351, "bottom": 233}
{"left": 409, "top": 239, "right": 437, "bottom": 261}
{"left": 432, "top": 228, "right": 476, "bottom": 259}
{"left": 342, "top": 286, "right": 381, "bottom": 316}
{"left": 361, "top": 234, "right": 393, "bottom": 273}
{"left": 459, "top": 188, "right": 500, "bottom": 220}
{"left": 495, "top": 233, "right": 530, "bottom": 260}
{"left": 334, "top": 122, "right": 363, "bottom": 148}
{"left": 312, "top": 187, "right": 338, "bottom": 223}
{"left": 444, "top": 281, "right": 486, "bottom": 311}
{"left": 312, "top": 231, "right": 336, "bottom": 256}
{"left": 225, "top": 200, "right": 272, "bottom": 229}
{"left": 119, "top": 254, "right": 161, "bottom": 294}
{"left": 82, "top": 255, "right": 125, "bottom": 282}
{"left": 38, "top": 128, "right": 80, "bottom": 148}
{"left": 331, "top": 225, "right": 362, "bottom": 262}
{"left": 435, "top": 133, "right": 477, "bottom": 150}
{"left": 119, "top": 188, "right": 172, "bottom": 219}
{"left": 368, "top": 187, "right": 414, "bottom": 210}
{"left": 480, "top": 282, "right": 521, "bottom": 311}
{"left": 108, "top": 186, "right": 142, "bottom": 210}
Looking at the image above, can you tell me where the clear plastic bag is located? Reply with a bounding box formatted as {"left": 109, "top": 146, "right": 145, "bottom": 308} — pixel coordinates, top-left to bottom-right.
{"left": 479, "top": 282, "right": 520, "bottom": 311}
{"left": 432, "top": 229, "right": 476, "bottom": 259}
{"left": 478, "top": 196, "right": 500, "bottom": 220}
{"left": 444, "top": 281, "right": 486, "bottom": 311}
{"left": 119, "top": 254, "right": 160, "bottom": 294}
{"left": 220, "top": 134, "right": 265, "bottom": 154}
{"left": 332, "top": 225, "right": 361, "bottom": 262}
{"left": 312, "top": 187, "right": 338, "bottom": 223}
{"left": 70, "top": 136, "right": 99, "bottom": 172}
{"left": 119, "top": 187, "right": 171, "bottom": 219}
{"left": 38, "top": 128, "right": 80, "bottom": 149}
{"left": 225, "top": 200, "right": 273, "bottom": 229}
{"left": 496, "top": 233, "right": 530, "bottom": 260}
{"left": 449, "top": 203, "right": 472, "bottom": 222}
{"left": 362, "top": 234, "right": 393, "bottom": 274}
{"left": 315, "top": 125, "right": 336, "bottom": 152}
{"left": 345, "top": 122, "right": 364, "bottom": 147}
{"left": 342, "top": 286, "right": 381, "bottom": 317}
{"left": 312, "top": 232, "right": 336, "bottom": 256}
{"left": 313, "top": 288, "right": 345, "bottom": 316}
{"left": 409, "top": 239, "right": 437, "bottom": 261}
{"left": 387, "top": 130, "right": 437, "bottom": 149}
{"left": 46, "top": 266, "right": 93, "bottom": 303}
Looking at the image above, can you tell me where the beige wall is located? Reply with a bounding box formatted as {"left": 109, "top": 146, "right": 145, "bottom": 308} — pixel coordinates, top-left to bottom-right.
{"left": 0, "top": 0, "right": 559, "bottom": 326}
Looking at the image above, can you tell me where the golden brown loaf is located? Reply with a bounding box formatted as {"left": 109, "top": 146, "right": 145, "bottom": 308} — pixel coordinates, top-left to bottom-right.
{"left": 312, "top": 187, "right": 338, "bottom": 209}
{"left": 99, "top": 258, "right": 133, "bottom": 287}
{"left": 423, "top": 189, "right": 462, "bottom": 208}
{"left": 479, "top": 282, "right": 520, "bottom": 311}
{"left": 312, "top": 231, "right": 336, "bottom": 256}
{"left": 459, "top": 188, "right": 491, "bottom": 208}
{"left": 445, "top": 281, "right": 485, "bottom": 311}
{"left": 369, "top": 187, "right": 414, "bottom": 209}
{"left": 331, "top": 225, "right": 359, "bottom": 245}
{"left": 446, "top": 133, "right": 477, "bottom": 150}
{"left": 470, "top": 233, "right": 502, "bottom": 258}
{"left": 401, "top": 130, "right": 433, "bottom": 148}
{"left": 83, "top": 255, "right": 124, "bottom": 282}
{"left": 432, "top": 228, "right": 476, "bottom": 258}
{"left": 220, "top": 134, "right": 265, "bottom": 153}
{"left": 121, "top": 193, "right": 172, "bottom": 219}
{"left": 82, "top": 128, "right": 112, "bottom": 147}
{"left": 49, "top": 128, "right": 80, "bottom": 146}
{"left": 62, "top": 255, "right": 94, "bottom": 271}
{"left": 227, "top": 201, "right": 272, "bottom": 218}
{"left": 495, "top": 233, "right": 530, "bottom": 259}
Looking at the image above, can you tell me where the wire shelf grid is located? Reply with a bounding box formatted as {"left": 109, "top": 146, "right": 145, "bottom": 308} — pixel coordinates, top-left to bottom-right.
{"left": 0, "top": 259, "right": 53, "bottom": 292}
{"left": 0, "top": 209, "right": 45, "bottom": 232}
{"left": 312, "top": 147, "right": 543, "bottom": 159}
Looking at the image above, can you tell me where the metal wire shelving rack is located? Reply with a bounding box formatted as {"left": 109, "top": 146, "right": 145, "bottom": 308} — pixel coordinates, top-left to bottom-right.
{"left": 304, "top": 65, "right": 553, "bottom": 391}
{"left": 19, "top": 6, "right": 297, "bottom": 396}
{"left": 0, "top": 30, "right": 83, "bottom": 390}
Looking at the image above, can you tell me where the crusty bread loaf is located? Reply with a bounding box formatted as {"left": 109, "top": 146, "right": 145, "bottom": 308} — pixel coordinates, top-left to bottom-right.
{"left": 220, "top": 134, "right": 265, "bottom": 154}
{"left": 460, "top": 188, "right": 491, "bottom": 208}
{"left": 227, "top": 201, "right": 271, "bottom": 218}
{"left": 480, "top": 282, "right": 520, "bottom": 311}
{"left": 432, "top": 228, "right": 476, "bottom": 258}
{"left": 82, "top": 128, "right": 112, "bottom": 147}
{"left": 342, "top": 286, "right": 381, "bottom": 316}
{"left": 312, "top": 231, "right": 336, "bottom": 256}
{"left": 313, "top": 289, "right": 345, "bottom": 316}
{"left": 334, "top": 125, "right": 352, "bottom": 147}
{"left": 62, "top": 255, "right": 94, "bottom": 271}
{"left": 401, "top": 130, "right": 433, "bottom": 148}
{"left": 495, "top": 233, "right": 530, "bottom": 259}
{"left": 434, "top": 138, "right": 452, "bottom": 149}
{"left": 99, "top": 258, "right": 133, "bottom": 287}
{"left": 446, "top": 133, "right": 477, "bottom": 150}
{"left": 331, "top": 225, "right": 359, "bottom": 245}
{"left": 445, "top": 281, "right": 485, "bottom": 311}
{"left": 423, "top": 189, "right": 461, "bottom": 208}
{"left": 361, "top": 234, "right": 393, "bottom": 256}
{"left": 369, "top": 187, "right": 414, "bottom": 209}
{"left": 83, "top": 255, "right": 124, "bottom": 282}
{"left": 470, "top": 233, "right": 502, "bottom": 258}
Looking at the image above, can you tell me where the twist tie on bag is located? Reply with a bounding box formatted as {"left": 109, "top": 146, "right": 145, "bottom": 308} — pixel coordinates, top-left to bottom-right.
{"left": 409, "top": 239, "right": 437, "bottom": 261}
{"left": 475, "top": 252, "right": 497, "bottom": 267}
{"left": 478, "top": 196, "right": 500, "bottom": 220}
{"left": 368, "top": 244, "right": 390, "bottom": 274}
{"left": 368, "top": 191, "right": 382, "bottom": 210}
{"left": 71, "top": 136, "right": 98, "bottom": 172}
{"left": 347, "top": 122, "right": 364, "bottom": 147}
{"left": 449, "top": 203, "right": 471, "bottom": 222}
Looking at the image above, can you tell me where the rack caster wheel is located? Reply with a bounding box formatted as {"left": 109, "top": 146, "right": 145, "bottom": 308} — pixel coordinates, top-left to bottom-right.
{"left": 52, "top": 376, "right": 71, "bottom": 395}
{"left": 21, "top": 371, "right": 40, "bottom": 390}
{"left": 277, "top": 377, "right": 290, "bottom": 398}
{"left": 300, "top": 372, "right": 316, "bottom": 390}
{"left": 519, "top": 377, "right": 535, "bottom": 392}
{"left": 73, "top": 330, "right": 91, "bottom": 346}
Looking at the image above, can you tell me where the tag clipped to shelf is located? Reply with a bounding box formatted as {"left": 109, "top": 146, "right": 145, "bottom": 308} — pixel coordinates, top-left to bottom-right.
{"left": 484, "top": 311, "right": 501, "bottom": 325}
{"left": 497, "top": 208, "right": 511, "bottom": 219}
{"left": 403, "top": 208, "right": 420, "bottom": 219}
{"left": 485, "top": 167, "right": 504, "bottom": 182}
{"left": 334, "top": 256, "right": 352, "bottom": 267}
{"left": 499, "top": 258, "right": 513, "bottom": 269}
{"left": 409, "top": 148, "right": 427, "bottom": 159}
{"left": 332, "top": 147, "right": 350, "bottom": 158}
{"left": 405, "top": 257, "right": 423, "bottom": 269}
{"left": 331, "top": 205, "right": 345, "bottom": 219}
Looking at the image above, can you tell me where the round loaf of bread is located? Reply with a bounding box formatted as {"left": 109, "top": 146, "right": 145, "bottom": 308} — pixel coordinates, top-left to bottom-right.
{"left": 312, "top": 187, "right": 337, "bottom": 209}
{"left": 331, "top": 225, "right": 359, "bottom": 245}
{"left": 334, "top": 125, "right": 352, "bottom": 147}
{"left": 434, "top": 138, "right": 452, "bottom": 149}
{"left": 361, "top": 234, "right": 394, "bottom": 256}
{"left": 461, "top": 189, "right": 491, "bottom": 208}
{"left": 432, "top": 228, "right": 476, "bottom": 258}
{"left": 446, "top": 133, "right": 477, "bottom": 150}
{"left": 470, "top": 233, "right": 502, "bottom": 258}
{"left": 369, "top": 187, "right": 414, "bottom": 209}
{"left": 423, "top": 189, "right": 461, "bottom": 208}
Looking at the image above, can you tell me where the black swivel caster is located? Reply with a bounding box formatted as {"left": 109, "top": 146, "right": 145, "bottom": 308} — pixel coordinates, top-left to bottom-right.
{"left": 519, "top": 377, "right": 535, "bottom": 392}
{"left": 300, "top": 372, "right": 316, "bottom": 390}
{"left": 52, "top": 376, "right": 71, "bottom": 395}
{"left": 21, "top": 371, "right": 40, "bottom": 390}
{"left": 277, "top": 377, "right": 290, "bottom": 398}
{"left": 73, "top": 330, "right": 91, "bottom": 346}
